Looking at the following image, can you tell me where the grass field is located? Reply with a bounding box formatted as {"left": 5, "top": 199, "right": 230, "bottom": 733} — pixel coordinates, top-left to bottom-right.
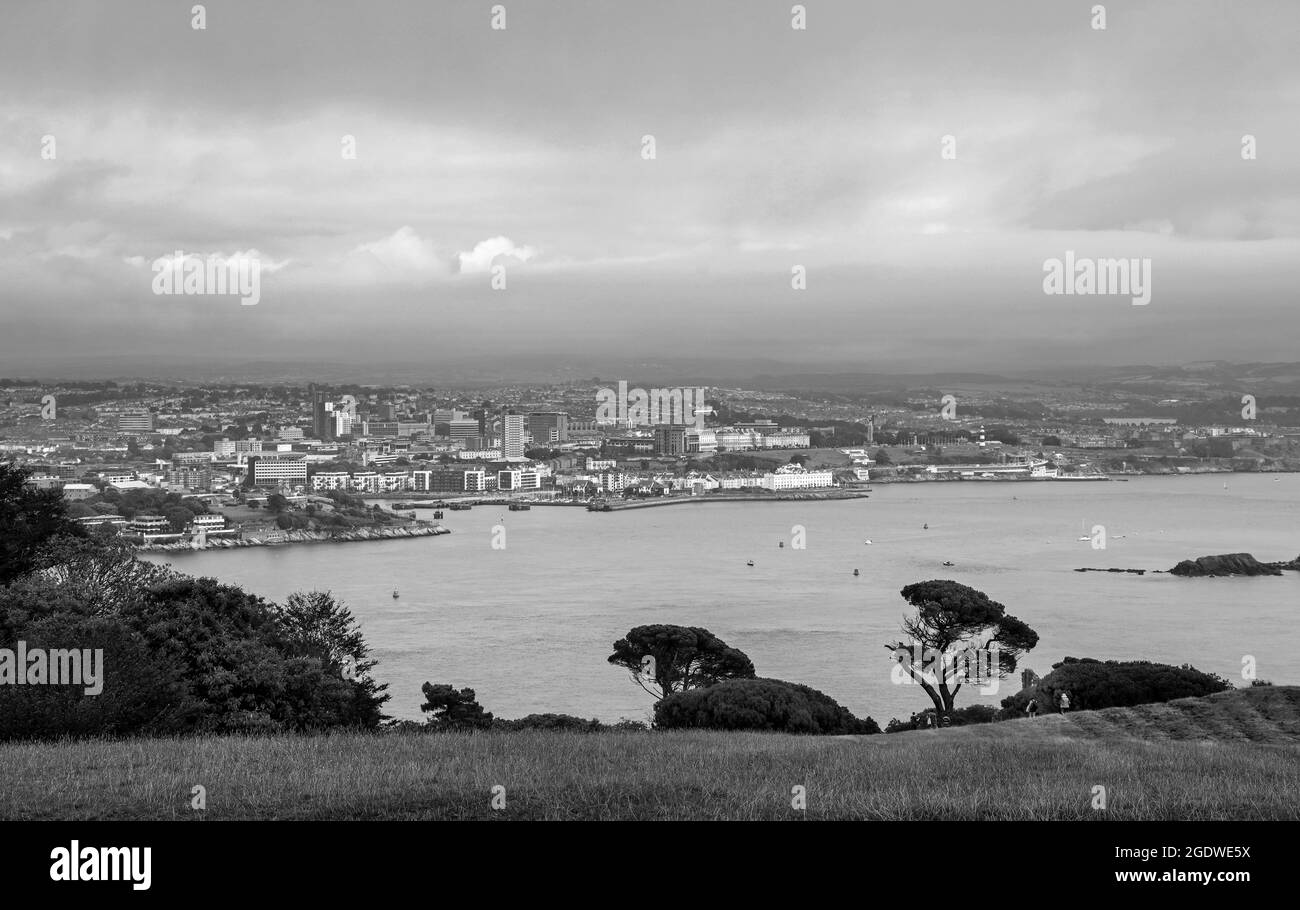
{"left": 2, "top": 687, "right": 1297, "bottom": 820}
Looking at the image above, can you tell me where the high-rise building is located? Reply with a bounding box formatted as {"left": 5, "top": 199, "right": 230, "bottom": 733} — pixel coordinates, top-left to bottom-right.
{"left": 333, "top": 411, "right": 353, "bottom": 437}
{"left": 528, "top": 412, "right": 569, "bottom": 445}
{"left": 311, "top": 386, "right": 334, "bottom": 441}
{"left": 501, "top": 414, "right": 527, "bottom": 459}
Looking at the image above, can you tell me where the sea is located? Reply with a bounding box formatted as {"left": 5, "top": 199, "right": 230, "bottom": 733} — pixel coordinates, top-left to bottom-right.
{"left": 141, "top": 473, "right": 1299, "bottom": 725}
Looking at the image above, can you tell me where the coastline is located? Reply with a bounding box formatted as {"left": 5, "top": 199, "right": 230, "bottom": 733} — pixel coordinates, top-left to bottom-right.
{"left": 583, "top": 489, "right": 873, "bottom": 510}
{"left": 137, "top": 522, "right": 451, "bottom": 553}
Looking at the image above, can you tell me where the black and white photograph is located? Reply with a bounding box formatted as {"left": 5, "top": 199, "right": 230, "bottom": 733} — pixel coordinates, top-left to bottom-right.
{"left": 0, "top": 0, "right": 1296, "bottom": 893}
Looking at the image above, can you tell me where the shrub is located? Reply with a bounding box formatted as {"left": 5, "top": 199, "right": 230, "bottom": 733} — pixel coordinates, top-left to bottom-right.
{"left": 884, "top": 703, "right": 998, "bottom": 733}
{"left": 1000, "top": 657, "right": 1232, "bottom": 716}
{"left": 494, "top": 713, "right": 604, "bottom": 732}
{"left": 654, "top": 677, "right": 878, "bottom": 735}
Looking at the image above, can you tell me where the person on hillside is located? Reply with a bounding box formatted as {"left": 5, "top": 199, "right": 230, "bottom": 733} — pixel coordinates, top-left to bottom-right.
{"left": 1026, "top": 698, "right": 1039, "bottom": 719}
{"left": 1058, "top": 691, "right": 1071, "bottom": 713}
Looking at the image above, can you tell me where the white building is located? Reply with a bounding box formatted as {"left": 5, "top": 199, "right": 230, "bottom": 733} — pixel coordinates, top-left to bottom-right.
{"left": 311, "top": 471, "right": 350, "bottom": 491}
{"left": 761, "top": 464, "right": 834, "bottom": 491}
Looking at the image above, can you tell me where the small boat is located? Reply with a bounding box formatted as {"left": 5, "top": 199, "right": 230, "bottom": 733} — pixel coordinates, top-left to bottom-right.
{"left": 922, "top": 524, "right": 928, "bottom": 530}
{"left": 864, "top": 539, "right": 872, "bottom": 545}
{"left": 433, "top": 511, "right": 443, "bottom": 519}
{"left": 778, "top": 541, "right": 784, "bottom": 548}
{"left": 853, "top": 569, "right": 860, "bottom": 576}
{"left": 509, "top": 502, "right": 531, "bottom": 511}
{"left": 449, "top": 503, "right": 472, "bottom": 511}
{"left": 392, "top": 589, "right": 399, "bottom": 599}
{"left": 942, "top": 561, "right": 955, "bottom": 567}
{"left": 746, "top": 560, "right": 754, "bottom": 567}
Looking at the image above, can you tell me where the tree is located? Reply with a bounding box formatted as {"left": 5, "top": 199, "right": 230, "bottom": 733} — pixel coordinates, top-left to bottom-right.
{"left": 419, "top": 683, "right": 494, "bottom": 730}
{"left": 30, "top": 536, "right": 175, "bottom": 614}
{"left": 163, "top": 506, "right": 194, "bottom": 532}
{"left": 275, "top": 590, "right": 390, "bottom": 727}
{"left": 266, "top": 493, "right": 289, "bottom": 513}
{"left": 886, "top": 580, "right": 1038, "bottom": 717}
{"left": 873, "top": 448, "right": 892, "bottom": 465}
{"left": 608, "top": 624, "right": 756, "bottom": 700}
{"left": 0, "top": 462, "right": 86, "bottom": 585}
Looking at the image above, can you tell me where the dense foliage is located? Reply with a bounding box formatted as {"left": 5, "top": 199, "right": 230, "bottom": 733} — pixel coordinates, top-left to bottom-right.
{"left": 653, "top": 677, "right": 879, "bottom": 734}
{"left": 0, "top": 466, "right": 389, "bottom": 740}
{"left": 608, "top": 624, "right": 756, "bottom": 699}
{"left": 419, "top": 683, "right": 494, "bottom": 730}
{"left": 1000, "top": 657, "right": 1232, "bottom": 715}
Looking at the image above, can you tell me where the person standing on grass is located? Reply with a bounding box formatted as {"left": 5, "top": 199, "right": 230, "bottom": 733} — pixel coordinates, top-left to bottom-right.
{"left": 1058, "top": 691, "right": 1071, "bottom": 713}
{"left": 1026, "top": 698, "right": 1038, "bottom": 719}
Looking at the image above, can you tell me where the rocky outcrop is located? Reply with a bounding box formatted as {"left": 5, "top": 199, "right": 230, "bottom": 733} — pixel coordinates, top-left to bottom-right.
{"left": 1169, "top": 553, "right": 1283, "bottom": 577}
{"left": 141, "top": 523, "right": 450, "bottom": 552}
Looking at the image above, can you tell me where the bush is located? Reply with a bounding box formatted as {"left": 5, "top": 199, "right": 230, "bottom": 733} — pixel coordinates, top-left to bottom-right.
{"left": 0, "top": 613, "right": 191, "bottom": 740}
{"left": 884, "top": 703, "right": 998, "bottom": 733}
{"left": 494, "top": 713, "right": 604, "bottom": 732}
{"left": 1000, "top": 657, "right": 1232, "bottom": 716}
{"left": 654, "top": 678, "right": 878, "bottom": 735}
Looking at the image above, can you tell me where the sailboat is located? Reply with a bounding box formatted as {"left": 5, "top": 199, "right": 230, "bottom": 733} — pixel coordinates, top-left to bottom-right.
{"left": 1077, "top": 519, "right": 1090, "bottom": 542}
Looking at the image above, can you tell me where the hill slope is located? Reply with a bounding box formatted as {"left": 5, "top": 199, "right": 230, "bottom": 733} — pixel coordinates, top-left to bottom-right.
{"left": 0, "top": 688, "right": 1295, "bottom": 820}
{"left": 861, "top": 685, "right": 1300, "bottom": 748}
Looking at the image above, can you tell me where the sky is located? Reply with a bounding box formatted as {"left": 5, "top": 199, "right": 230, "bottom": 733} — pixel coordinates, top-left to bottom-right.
{"left": 1, "top": 0, "right": 1298, "bottom": 379}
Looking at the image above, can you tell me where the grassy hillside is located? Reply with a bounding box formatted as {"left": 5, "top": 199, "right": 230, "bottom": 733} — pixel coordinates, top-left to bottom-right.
{"left": 2, "top": 687, "right": 1296, "bottom": 821}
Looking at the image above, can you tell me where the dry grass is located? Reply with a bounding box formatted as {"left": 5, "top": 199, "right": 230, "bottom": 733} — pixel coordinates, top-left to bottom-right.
{"left": 2, "top": 687, "right": 1296, "bottom": 820}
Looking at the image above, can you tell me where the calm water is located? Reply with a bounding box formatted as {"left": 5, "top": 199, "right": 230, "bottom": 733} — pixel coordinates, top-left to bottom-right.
{"left": 143, "top": 474, "right": 1300, "bottom": 725}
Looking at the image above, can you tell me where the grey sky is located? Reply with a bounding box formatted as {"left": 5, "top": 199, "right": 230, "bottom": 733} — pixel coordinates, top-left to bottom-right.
{"left": 1, "top": 0, "right": 1297, "bottom": 377}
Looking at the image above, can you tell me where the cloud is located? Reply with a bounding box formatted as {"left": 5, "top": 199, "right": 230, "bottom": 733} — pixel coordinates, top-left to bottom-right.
{"left": 350, "top": 227, "right": 445, "bottom": 274}
{"left": 456, "top": 236, "right": 538, "bottom": 274}
{"left": 129, "top": 249, "right": 290, "bottom": 273}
